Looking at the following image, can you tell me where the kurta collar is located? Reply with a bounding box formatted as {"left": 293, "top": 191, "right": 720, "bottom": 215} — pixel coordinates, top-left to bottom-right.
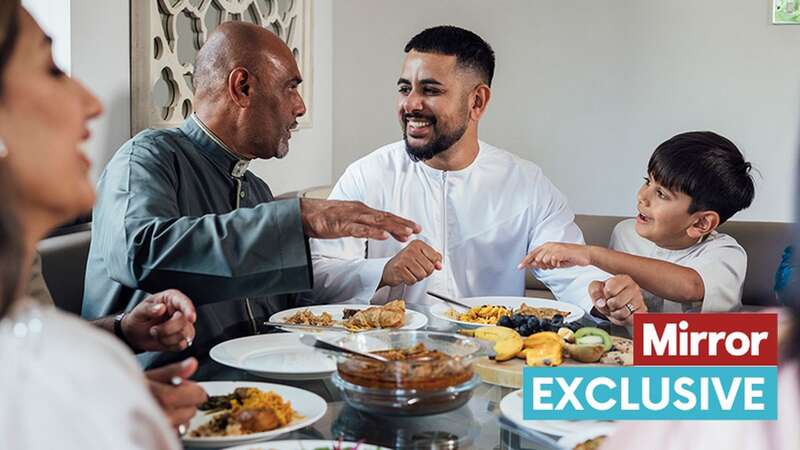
{"left": 181, "top": 114, "right": 251, "bottom": 178}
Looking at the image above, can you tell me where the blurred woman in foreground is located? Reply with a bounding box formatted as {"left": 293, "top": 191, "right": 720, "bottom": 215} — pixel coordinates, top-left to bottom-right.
{"left": 0, "top": 2, "right": 181, "bottom": 448}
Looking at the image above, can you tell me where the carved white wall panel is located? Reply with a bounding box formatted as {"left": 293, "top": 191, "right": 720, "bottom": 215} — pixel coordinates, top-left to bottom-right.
{"left": 131, "top": 0, "right": 313, "bottom": 134}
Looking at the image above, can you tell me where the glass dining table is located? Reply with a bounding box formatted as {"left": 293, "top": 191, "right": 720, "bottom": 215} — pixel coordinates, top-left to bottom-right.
{"left": 187, "top": 317, "right": 617, "bottom": 450}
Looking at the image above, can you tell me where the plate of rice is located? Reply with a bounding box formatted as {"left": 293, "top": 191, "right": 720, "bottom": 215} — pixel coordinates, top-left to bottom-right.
{"left": 429, "top": 296, "right": 584, "bottom": 329}
{"left": 183, "top": 381, "right": 327, "bottom": 448}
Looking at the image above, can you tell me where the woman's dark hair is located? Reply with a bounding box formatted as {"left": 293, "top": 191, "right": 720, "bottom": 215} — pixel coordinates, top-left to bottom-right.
{"left": 0, "top": 1, "right": 21, "bottom": 317}
{"left": 404, "top": 25, "right": 495, "bottom": 87}
{"left": 0, "top": 0, "right": 20, "bottom": 97}
{"left": 0, "top": 170, "right": 22, "bottom": 319}
{"left": 0, "top": 1, "right": 20, "bottom": 97}
{"left": 0, "top": 207, "right": 22, "bottom": 319}
{"left": 648, "top": 131, "right": 755, "bottom": 224}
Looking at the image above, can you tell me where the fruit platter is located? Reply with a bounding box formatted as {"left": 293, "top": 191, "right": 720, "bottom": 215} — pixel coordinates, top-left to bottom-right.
{"left": 460, "top": 324, "right": 633, "bottom": 389}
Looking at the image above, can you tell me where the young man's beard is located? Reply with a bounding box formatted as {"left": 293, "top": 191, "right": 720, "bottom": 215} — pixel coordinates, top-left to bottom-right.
{"left": 403, "top": 117, "right": 468, "bottom": 162}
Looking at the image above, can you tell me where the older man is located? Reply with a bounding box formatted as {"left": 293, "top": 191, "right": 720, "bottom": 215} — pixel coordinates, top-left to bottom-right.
{"left": 310, "top": 26, "right": 645, "bottom": 324}
{"left": 84, "top": 21, "right": 418, "bottom": 371}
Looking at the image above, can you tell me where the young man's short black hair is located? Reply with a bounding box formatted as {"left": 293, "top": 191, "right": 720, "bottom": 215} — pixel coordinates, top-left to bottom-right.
{"left": 648, "top": 131, "right": 755, "bottom": 224}
{"left": 404, "top": 25, "right": 495, "bottom": 87}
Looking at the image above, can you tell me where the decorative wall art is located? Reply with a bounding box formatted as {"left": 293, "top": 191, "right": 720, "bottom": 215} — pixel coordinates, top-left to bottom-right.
{"left": 131, "top": 0, "right": 313, "bottom": 134}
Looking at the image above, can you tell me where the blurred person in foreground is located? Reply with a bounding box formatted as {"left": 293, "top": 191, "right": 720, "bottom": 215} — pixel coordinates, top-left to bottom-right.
{"left": 0, "top": 2, "right": 196, "bottom": 448}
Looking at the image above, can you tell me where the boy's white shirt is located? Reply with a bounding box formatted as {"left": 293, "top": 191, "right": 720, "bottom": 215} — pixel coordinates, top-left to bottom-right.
{"left": 609, "top": 218, "right": 747, "bottom": 312}
{"left": 308, "top": 140, "right": 610, "bottom": 313}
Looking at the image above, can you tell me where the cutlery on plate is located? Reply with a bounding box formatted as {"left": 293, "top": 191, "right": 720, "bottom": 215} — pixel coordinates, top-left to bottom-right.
{"left": 299, "top": 334, "right": 389, "bottom": 362}
{"left": 426, "top": 291, "right": 472, "bottom": 310}
{"left": 263, "top": 321, "right": 348, "bottom": 330}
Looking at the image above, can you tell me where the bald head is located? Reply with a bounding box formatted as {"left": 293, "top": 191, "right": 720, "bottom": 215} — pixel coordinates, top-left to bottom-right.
{"left": 193, "top": 21, "right": 294, "bottom": 99}
{"left": 190, "top": 21, "right": 306, "bottom": 161}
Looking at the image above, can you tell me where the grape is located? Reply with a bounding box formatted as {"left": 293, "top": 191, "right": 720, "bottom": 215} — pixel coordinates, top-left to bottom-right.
{"left": 497, "top": 315, "right": 513, "bottom": 328}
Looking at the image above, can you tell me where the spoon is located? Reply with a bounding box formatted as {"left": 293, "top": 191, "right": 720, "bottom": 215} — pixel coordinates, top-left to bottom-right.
{"left": 426, "top": 291, "right": 472, "bottom": 310}
{"left": 299, "top": 334, "right": 389, "bottom": 362}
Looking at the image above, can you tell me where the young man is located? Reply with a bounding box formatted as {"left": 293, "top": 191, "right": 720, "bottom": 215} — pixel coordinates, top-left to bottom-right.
{"left": 309, "top": 26, "right": 645, "bottom": 324}
{"left": 522, "top": 131, "right": 755, "bottom": 312}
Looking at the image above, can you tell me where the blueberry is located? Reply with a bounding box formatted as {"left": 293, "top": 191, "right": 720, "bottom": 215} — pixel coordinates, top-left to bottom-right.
{"left": 518, "top": 324, "right": 532, "bottom": 336}
{"left": 526, "top": 316, "right": 540, "bottom": 331}
{"left": 511, "top": 314, "right": 526, "bottom": 328}
{"left": 497, "top": 315, "right": 513, "bottom": 328}
{"left": 551, "top": 314, "right": 564, "bottom": 328}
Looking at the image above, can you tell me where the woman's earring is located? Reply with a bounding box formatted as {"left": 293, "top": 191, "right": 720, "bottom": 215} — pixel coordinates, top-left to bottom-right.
{"left": 0, "top": 139, "right": 7, "bottom": 158}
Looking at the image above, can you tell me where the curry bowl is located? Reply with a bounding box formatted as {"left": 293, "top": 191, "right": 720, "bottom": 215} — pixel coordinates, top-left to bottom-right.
{"left": 329, "top": 330, "right": 484, "bottom": 415}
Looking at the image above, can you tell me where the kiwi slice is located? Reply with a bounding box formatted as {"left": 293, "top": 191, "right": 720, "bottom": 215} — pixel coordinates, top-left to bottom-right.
{"left": 574, "top": 327, "right": 612, "bottom": 352}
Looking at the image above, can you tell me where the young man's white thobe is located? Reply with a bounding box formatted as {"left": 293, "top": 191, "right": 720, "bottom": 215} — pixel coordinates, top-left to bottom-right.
{"left": 309, "top": 141, "right": 610, "bottom": 313}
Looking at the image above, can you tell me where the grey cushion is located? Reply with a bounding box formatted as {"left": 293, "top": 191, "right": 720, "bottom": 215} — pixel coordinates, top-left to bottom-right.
{"left": 525, "top": 215, "right": 792, "bottom": 306}
{"left": 37, "top": 225, "right": 92, "bottom": 315}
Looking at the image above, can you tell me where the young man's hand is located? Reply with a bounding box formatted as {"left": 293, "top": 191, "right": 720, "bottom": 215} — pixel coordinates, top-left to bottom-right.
{"left": 380, "top": 240, "right": 443, "bottom": 288}
{"left": 588, "top": 274, "right": 647, "bottom": 326}
{"left": 122, "top": 289, "right": 197, "bottom": 352}
{"left": 518, "top": 242, "right": 592, "bottom": 270}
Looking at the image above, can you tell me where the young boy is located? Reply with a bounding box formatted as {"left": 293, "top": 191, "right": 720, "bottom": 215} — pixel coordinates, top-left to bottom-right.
{"left": 520, "top": 131, "right": 755, "bottom": 313}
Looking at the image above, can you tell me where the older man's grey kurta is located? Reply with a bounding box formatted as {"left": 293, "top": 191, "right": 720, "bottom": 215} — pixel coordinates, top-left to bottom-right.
{"left": 83, "top": 117, "right": 312, "bottom": 371}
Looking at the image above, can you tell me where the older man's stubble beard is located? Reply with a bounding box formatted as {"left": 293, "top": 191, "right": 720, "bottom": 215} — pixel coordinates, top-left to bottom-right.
{"left": 275, "top": 136, "right": 290, "bottom": 159}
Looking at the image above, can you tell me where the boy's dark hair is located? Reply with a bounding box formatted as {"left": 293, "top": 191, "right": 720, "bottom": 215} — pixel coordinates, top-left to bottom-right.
{"left": 404, "top": 25, "right": 495, "bottom": 87}
{"left": 648, "top": 131, "right": 755, "bottom": 224}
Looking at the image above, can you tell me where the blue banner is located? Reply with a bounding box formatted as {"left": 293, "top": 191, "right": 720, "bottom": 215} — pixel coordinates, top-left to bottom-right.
{"left": 522, "top": 366, "right": 777, "bottom": 420}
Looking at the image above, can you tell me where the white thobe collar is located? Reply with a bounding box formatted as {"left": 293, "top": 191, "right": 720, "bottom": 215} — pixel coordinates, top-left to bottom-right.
{"left": 415, "top": 141, "right": 485, "bottom": 177}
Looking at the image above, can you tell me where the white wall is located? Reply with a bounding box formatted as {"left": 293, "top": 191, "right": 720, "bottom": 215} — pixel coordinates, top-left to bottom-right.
{"left": 70, "top": 0, "right": 130, "bottom": 181}
{"left": 332, "top": 0, "right": 800, "bottom": 222}
{"left": 29, "top": 0, "right": 333, "bottom": 194}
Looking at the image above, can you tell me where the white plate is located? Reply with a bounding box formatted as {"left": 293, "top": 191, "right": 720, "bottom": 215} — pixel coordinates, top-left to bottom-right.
{"left": 183, "top": 381, "right": 327, "bottom": 448}
{"left": 210, "top": 333, "right": 338, "bottom": 380}
{"left": 222, "top": 440, "right": 391, "bottom": 450}
{"left": 429, "top": 296, "right": 584, "bottom": 329}
{"left": 499, "top": 389, "right": 611, "bottom": 439}
{"left": 557, "top": 425, "right": 616, "bottom": 450}
{"left": 269, "top": 304, "right": 428, "bottom": 333}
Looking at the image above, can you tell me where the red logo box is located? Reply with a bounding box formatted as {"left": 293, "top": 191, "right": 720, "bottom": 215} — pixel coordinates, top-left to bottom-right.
{"left": 633, "top": 313, "right": 777, "bottom": 366}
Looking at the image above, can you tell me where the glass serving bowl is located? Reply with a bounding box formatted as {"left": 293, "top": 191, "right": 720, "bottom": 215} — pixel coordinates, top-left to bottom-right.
{"left": 330, "top": 330, "right": 484, "bottom": 416}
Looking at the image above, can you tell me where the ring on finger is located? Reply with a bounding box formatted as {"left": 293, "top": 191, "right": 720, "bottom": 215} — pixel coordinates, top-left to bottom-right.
{"left": 625, "top": 303, "right": 637, "bottom": 314}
